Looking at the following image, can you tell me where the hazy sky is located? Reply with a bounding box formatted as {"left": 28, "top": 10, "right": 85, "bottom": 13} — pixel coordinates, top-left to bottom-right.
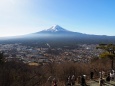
{"left": 0, "top": 0, "right": 115, "bottom": 37}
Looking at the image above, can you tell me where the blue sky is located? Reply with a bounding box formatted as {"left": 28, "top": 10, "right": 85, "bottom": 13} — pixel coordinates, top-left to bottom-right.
{"left": 0, "top": 0, "right": 115, "bottom": 37}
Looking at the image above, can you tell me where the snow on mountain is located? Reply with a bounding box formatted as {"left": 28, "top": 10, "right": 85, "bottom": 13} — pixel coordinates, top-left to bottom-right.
{"left": 42, "top": 25, "right": 69, "bottom": 32}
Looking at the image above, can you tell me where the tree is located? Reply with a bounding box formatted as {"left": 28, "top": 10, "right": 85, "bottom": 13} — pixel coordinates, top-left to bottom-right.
{"left": 0, "top": 52, "right": 4, "bottom": 64}
{"left": 97, "top": 44, "right": 115, "bottom": 69}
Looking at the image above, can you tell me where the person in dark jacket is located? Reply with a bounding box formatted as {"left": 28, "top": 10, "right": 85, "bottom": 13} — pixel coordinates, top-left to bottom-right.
{"left": 106, "top": 74, "right": 110, "bottom": 82}
{"left": 81, "top": 75, "right": 87, "bottom": 86}
{"left": 90, "top": 71, "right": 94, "bottom": 79}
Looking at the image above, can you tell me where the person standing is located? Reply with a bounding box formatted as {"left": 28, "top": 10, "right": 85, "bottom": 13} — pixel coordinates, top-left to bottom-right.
{"left": 47, "top": 76, "right": 53, "bottom": 86}
{"left": 67, "top": 76, "right": 71, "bottom": 86}
{"left": 52, "top": 78, "right": 57, "bottom": 86}
{"left": 106, "top": 74, "right": 110, "bottom": 82}
{"left": 99, "top": 78, "right": 104, "bottom": 86}
{"left": 81, "top": 75, "right": 87, "bottom": 86}
{"left": 110, "top": 71, "right": 114, "bottom": 80}
{"left": 53, "top": 81, "right": 57, "bottom": 86}
{"left": 90, "top": 71, "right": 94, "bottom": 79}
{"left": 71, "top": 75, "right": 75, "bottom": 86}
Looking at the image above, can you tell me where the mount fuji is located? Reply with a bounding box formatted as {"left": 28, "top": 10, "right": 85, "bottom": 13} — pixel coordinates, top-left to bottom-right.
{"left": 0, "top": 25, "right": 115, "bottom": 47}
{"left": 35, "top": 25, "right": 84, "bottom": 37}
{"left": 35, "top": 25, "right": 72, "bottom": 35}
{"left": 31, "top": 25, "right": 115, "bottom": 44}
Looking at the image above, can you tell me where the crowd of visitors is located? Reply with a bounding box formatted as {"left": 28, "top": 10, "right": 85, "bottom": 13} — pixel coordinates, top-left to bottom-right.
{"left": 66, "top": 75, "right": 76, "bottom": 86}
{"left": 46, "top": 69, "right": 115, "bottom": 86}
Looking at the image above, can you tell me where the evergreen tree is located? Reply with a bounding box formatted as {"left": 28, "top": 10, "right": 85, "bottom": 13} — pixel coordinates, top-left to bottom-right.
{"left": 97, "top": 44, "right": 115, "bottom": 69}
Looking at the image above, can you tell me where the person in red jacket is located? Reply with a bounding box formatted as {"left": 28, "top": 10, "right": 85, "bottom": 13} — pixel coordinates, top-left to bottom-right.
{"left": 52, "top": 78, "right": 57, "bottom": 86}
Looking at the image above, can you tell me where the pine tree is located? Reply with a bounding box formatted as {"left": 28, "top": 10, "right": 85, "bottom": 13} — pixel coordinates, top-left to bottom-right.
{"left": 97, "top": 44, "right": 115, "bottom": 69}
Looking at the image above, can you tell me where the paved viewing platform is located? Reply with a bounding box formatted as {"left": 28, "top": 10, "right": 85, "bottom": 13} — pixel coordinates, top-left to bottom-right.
{"left": 75, "top": 79, "right": 115, "bottom": 86}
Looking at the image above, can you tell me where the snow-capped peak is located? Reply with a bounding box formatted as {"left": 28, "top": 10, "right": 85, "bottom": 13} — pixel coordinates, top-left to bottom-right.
{"left": 43, "top": 25, "right": 68, "bottom": 32}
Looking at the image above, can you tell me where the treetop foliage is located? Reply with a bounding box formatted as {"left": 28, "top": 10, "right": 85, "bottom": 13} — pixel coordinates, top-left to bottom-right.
{"left": 97, "top": 44, "right": 115, "bottom": 58}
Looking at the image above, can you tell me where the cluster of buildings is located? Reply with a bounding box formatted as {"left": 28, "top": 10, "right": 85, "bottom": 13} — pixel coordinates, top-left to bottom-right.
{"left": 0, "top": 43, "right": 102, "bottom": 66}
